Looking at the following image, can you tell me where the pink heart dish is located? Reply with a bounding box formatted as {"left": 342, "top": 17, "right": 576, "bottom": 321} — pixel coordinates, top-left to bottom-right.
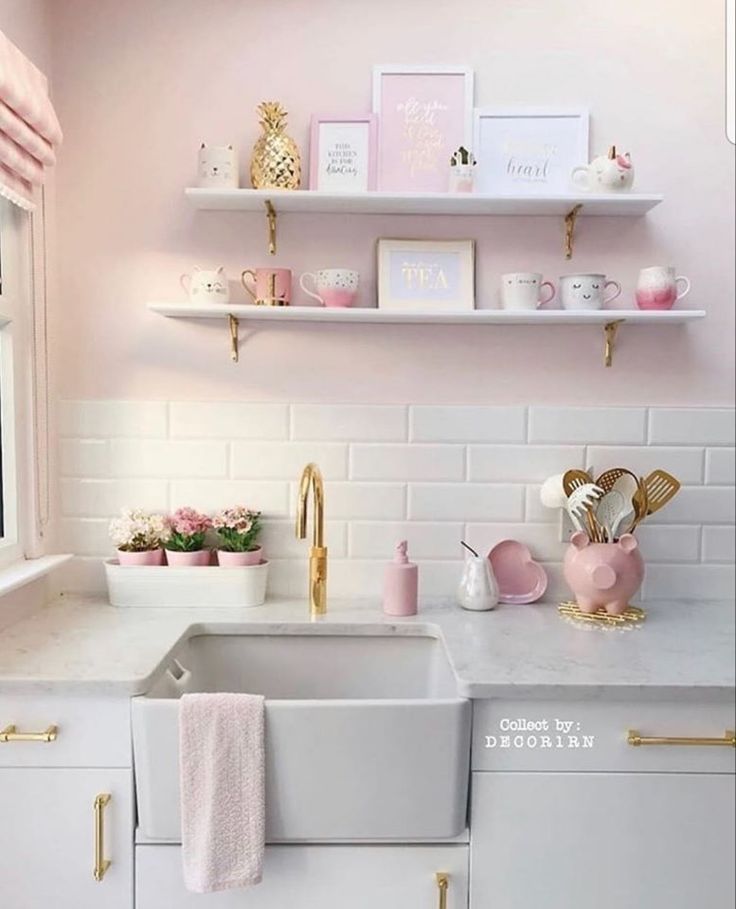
{"left": 488, "top": 540, "right": 548, "bottom": 605}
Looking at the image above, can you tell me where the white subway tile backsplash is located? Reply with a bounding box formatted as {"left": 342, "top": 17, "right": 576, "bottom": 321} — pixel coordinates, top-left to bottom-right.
{"left": 529, "top": 407, "right": 647, "bottom": 444}
{"left": 349, "top": 522, "right": 463, "bottom": 559}
{"left": 636, "top": 525, "right": 701, "bottom": 563}
{"left": 318, "top": 483, "right": 406, "bottom": 520}
{"left": 60, "top": 439, "right": 110, "bottom": 477}
{"left": 410, "top": 406, "right": 526, "bottom": 443}
{"left": 648, "top": 408, "right": 735, "bottom": 446}
{"left": 170, "top": 480, "right": 289, "bottom": 516}
{"left": 261, "top": 520, "right": 347, "bottom": 559}
{"left": 61, "top": 479, "right": 169, "bottom": 517}
{"left": 409, "top": 484, "right": 524, "bottom": 522}
{"left": 292, "top": 405, "right": 406, "bottom": 441}
{"left": 587, "top": 446, "right": 704, "bottom": 484}
{"left": 702, "top": 526, "right": 736, "bottom": 563}
{"left": 60, "top": 400, "right": 168, "bottom": 438}
{"left": 56, "top": 402, "right": 734, "bottom": 602}
{"left": 464, "top": 523, "right": 566, "bottom": 563}
{"left": 468, "top": 445, "right": 584, "bottom": 482}
{"left": 351, "top": 444, "right": 464, "bottom": 481}
{"left": 650, "top": 486, "right": 735, "bottom": 525}
{"left": 642, "top": 564, "right": 735, "bottom": 600}
{"left": 60, "top": 519, "right": 113, "bottom": 556}
{"left": 170, "top": 402, "right": 289, "bottom": 439}
{"left": 525, "top": 485, "right": 562, "bottom": 524}
{"left": 231, "top": 442, "right": 348, "bottom": 480}
{"left": 705, "top": 448, "right": 735, "bottom": 485}
{"left": 109, "top": 440, "right": 227, "bottom": 478}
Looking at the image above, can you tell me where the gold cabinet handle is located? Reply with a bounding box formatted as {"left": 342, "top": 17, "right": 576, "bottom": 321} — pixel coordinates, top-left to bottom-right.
{"left": 0, "top": 724, "right": 58, "bottom": 743}
{"left": 93, "top": 794, "right": 112, "bottom": 882}
{"left": 628, "top": 729, "right": 736, "bottom": 748}
{"left": 435, "top": 872, "right": 449, "bottom": 909}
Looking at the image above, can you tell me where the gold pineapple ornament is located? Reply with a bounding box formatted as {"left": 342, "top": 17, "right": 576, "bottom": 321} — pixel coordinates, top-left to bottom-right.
{"left": 250, "top": 101, "right": 301, "bottom": 190}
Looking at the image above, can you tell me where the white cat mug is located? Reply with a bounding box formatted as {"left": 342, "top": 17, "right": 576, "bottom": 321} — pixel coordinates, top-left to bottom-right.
{"left": 501, "top": 273, "right": 556, "bottom": 311}
{"left": 180, "top": 266, "right": 230, "bottom": 304}
{"left": 197, "top": 143, "right": 239, "bottom": 188}
{"left": 559, "top": 274, "right": 622, "bottom": 311}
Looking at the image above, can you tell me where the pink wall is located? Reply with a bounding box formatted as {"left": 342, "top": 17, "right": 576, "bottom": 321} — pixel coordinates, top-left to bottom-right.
{"left": 0, "top": 0, "right": 51, "bottom": 75}
{"left": 48, "top": 0, "right": 734, "bottom": 405}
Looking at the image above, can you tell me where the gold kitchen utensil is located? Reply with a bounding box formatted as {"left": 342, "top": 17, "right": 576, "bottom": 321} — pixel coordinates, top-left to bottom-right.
{"left": 642, "top": 469, "right": 681, "bottom": 517}
{"left": 563, "top": 470, "right": 605, "bottom": 542}
{"left": 629, "top": 477, "right": 649, "bottom": 532}
{"left": 596, "top": 467, "right": 637, "bottom": 494}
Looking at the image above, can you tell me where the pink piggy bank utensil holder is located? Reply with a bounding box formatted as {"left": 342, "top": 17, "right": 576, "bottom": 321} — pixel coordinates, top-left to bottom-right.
{"left": 563, "top": 532, "right": 644, "bottom": 616}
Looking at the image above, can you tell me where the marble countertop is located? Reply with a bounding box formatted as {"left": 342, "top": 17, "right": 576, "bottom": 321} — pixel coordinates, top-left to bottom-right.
{"left": 0, "top": 595, "right": 733, "bottom": 700}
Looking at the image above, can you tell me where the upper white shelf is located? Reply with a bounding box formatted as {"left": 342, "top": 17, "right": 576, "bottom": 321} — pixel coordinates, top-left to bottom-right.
{"left": 184, "top": 187, "right": 663, "bottom": 217}
{"left": 148, "top": 303, "right": 704, "bottom": 326}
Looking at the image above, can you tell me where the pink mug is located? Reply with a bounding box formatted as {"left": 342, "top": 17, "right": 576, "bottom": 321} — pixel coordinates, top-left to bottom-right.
{"left": 300, "top": 269, "right": 359, "bottom": 308}
{"left": 635, "top": 266, "right": 691, "bottom": 311}
{"left": 241, "top": 267, "right": 291, "bottom": 306}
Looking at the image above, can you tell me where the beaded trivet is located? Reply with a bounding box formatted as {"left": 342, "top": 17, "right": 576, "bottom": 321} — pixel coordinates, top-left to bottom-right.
{"left": 558, "top": 602, "right": 646, "bottom": 627}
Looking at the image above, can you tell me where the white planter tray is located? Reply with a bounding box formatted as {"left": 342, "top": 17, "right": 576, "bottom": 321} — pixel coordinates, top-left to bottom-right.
{"left": 104, "top": 559, "right": 269, "bottom": 608}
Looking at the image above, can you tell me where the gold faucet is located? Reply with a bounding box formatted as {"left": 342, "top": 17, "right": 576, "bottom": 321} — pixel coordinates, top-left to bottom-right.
{"left": 296, "top": 463, "right": 327, "bottom": 616}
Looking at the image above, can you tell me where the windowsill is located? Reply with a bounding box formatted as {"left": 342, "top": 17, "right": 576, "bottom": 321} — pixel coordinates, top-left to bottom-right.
{"left": 0, "top": 555, "right": 72, "bottom": 599}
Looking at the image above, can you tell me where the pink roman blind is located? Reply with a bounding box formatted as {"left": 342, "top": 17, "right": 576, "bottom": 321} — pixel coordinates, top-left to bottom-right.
{"left": 0, "top": 29, "right": 62, "bottom": 210}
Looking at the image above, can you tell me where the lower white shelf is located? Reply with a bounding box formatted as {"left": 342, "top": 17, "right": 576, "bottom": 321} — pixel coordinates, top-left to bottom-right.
{"left": 148, "top": 302, "right": 705, "bottom": 326}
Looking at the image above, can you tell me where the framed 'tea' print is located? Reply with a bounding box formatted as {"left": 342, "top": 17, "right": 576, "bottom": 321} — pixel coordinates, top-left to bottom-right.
{"left": 372, "top": 65, "right": 474, "bottom": 193}
{"left": 309, "top": 114, "right": 377, "bottom": 192}
{"left": 473, "top": 108, "right": 589, "bottom": 195}
{"left": 377, "top": 238, "right": 475, "bottom": 312}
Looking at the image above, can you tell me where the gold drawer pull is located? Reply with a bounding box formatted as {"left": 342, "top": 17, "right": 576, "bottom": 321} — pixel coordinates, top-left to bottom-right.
{"left": 435, "top": 872, "right": 449, "bottom": 909}
{"left": 0, "top": 724, "right": 58, "bottom": 743}
{"left": 628, "top": 729, "right": 736, "bottom": 748}
{"left": 93, "top": 794, "right": 112, "bottom": 882}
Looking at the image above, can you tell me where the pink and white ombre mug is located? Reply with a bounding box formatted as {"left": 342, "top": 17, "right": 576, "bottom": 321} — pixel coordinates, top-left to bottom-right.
{"left": 300, "top": 269, "right": 359, "bottom": 308}
{"left": 635, "top": 266, "right": 691, "bottom": 311}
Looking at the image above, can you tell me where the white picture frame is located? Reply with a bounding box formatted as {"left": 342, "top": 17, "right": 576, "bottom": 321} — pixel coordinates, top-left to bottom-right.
{"left": 377, "top": 238, "right": 475, "bottom": 312}
{"left": 372, "top": 65, "right": 474, "bottom": 192}
{"left": 473, "top": 107, "right": 589, "bottom": 195}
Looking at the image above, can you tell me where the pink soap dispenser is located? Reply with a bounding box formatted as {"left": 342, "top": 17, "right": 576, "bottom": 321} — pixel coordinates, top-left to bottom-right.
{"left": 383, "top": 540, "right": 418, "bottom": 616}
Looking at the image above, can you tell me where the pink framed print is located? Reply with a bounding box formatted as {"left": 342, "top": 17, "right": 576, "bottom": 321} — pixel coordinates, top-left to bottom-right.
{"left": 309, "top": 114, "right": 378, "bottom": 192}
{"left": 377, "top": 238, "right": 475, "bottom": 312}
{"left": 372, "top": 65, "right": 474, "bottom": 193}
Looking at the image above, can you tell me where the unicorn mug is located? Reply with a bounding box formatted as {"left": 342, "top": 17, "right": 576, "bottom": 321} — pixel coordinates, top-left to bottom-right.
{"left": 300, "top": 269, "right": 359, "bottom": 308}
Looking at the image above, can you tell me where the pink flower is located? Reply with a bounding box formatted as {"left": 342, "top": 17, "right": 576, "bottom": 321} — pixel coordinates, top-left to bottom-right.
{"left": 167, "top": 507, "right": 212, "bottom": 537}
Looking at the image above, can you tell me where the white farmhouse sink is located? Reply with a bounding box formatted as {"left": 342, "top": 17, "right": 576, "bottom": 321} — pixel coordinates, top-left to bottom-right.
{"left": 132, "top": 632, "right": 470, "bottom": 842}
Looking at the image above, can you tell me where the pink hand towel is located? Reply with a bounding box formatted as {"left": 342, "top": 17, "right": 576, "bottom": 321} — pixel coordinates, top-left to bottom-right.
{"left": 179, "top": 692, "right": 265, "bottom": 893}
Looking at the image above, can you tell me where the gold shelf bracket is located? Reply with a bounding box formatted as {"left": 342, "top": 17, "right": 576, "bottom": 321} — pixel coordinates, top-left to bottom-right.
{"left": 604, "top": 319, "right": 624, "bottom": 368}
{"left": 265, "top": 199, "right": 277, "bottom": 255}
{"left": 228, "top": 314, "right": 240, "bottom": 363}
{"left": 564, "top": 203, "right": 583, "bottom": 258}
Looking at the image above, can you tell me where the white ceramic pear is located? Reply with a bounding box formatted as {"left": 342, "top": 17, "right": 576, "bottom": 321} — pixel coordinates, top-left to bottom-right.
{"left": 457, "top": 549, "right": 499, "bottom": 611}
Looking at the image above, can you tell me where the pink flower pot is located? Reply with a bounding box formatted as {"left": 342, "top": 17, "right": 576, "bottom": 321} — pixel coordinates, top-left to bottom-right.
{"left": 116, "top": 548, "right": 164, "bottom": 567}
{"left": 165, "top": 549, "right": 212, "bottom": 567}
{"left": 563, "top": 533, "right": 645, "bottom": 615}
{"left": 217, "top": 547, "right": 263, "bottom": 567}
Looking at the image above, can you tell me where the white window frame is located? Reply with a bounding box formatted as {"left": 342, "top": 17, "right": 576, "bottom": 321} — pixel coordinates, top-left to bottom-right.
{"left": 0, "top": 197, "right": 37, "bottom": 568}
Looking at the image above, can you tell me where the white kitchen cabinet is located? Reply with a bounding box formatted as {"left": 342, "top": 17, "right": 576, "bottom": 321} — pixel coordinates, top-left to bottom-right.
{"left": 0, "top": 768, "right": 134, "bottom": 909}
{"left": 137, "top": 844, "right": 469, "bottom": 909}
{"left": 470, "top": 771, "right": 735, "bottom": 909}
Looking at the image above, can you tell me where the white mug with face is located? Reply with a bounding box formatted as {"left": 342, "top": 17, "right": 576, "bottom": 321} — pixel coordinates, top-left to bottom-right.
{"left": 559, "top": 273, "right": 622, "bottom": 311}
{"left": 501, "top": 272, "right": 556, "bottom": 311}
{"left": 180, "top": 266, "right": 230, "bottom": 304}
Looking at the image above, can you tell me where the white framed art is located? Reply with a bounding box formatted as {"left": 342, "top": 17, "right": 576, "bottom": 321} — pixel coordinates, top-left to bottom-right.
{"left": 309, "top": 114, "right": 377, "bottom": 191}
{"left": 372, "top": 65, "right": 474, "bottom": 192}
{"left": 377, "top": 238, "right": 475, "bottom": 312}
{"left": 473, "top": 108, "right": 589, "bottom": 195}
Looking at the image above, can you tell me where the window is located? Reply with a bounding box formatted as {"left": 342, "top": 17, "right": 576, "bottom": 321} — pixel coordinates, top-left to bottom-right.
{"left": 0, "top": 197, "right": 32, "bottom": 567}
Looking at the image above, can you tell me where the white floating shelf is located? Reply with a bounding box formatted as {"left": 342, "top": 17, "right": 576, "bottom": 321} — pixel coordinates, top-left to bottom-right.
{"left": 149, "top": 303, "right": 703, "bottom": 326}
{"left": 184, "top": 187, "right": 663, "bottom": 217}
